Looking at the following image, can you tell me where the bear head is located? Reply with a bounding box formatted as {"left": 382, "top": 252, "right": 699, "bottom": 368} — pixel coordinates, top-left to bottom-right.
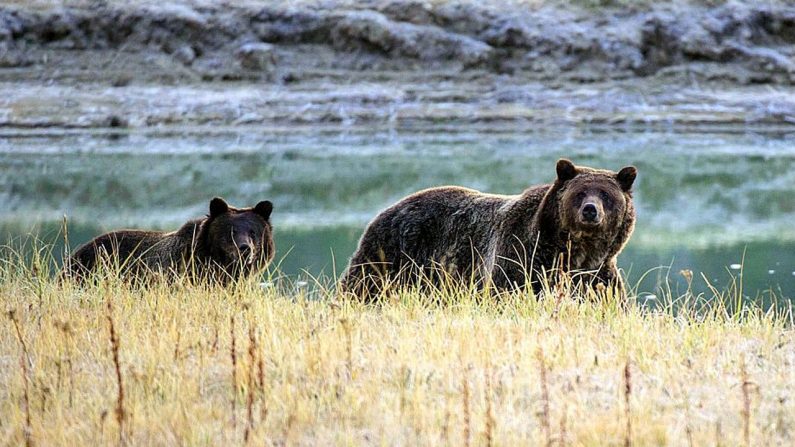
{"left": 202, "top": 197, "right": 275, "bottom": 277}
{"left": 554, "top": 158, "right": 637, "bottom": 240}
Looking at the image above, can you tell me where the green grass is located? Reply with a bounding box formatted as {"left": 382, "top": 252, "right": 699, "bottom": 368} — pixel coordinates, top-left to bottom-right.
{"left": 0, "top": 242, "right": 793, "bottom": 446}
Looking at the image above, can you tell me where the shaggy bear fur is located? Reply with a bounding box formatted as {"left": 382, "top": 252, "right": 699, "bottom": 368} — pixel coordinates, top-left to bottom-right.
{"left": 340, "top": 159, "right": 636, "bottom": 300}
{"left": 64, "top": 197, "right": 275, "bottom": 284}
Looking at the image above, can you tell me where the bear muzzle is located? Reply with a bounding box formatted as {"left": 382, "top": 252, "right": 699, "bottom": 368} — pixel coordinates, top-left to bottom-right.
{"left": 238, "top": 243, "right": 251, "bottom": 257}
{"left": 223, "top": 245, "right": 257, "bottom": 268}
{"left": 239, "top": 244, "right": 257, "bottom": 265}
{"left": 579, "top": 202, "right": 602, "bottom": 225}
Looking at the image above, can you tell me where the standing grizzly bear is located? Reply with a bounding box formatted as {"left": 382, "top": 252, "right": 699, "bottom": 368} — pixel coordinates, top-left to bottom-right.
{"left": 64, "top": 197, "right": 275, "bottom": 284}
{"left": 340, "top": 159, "right": 637, "bottom": 300}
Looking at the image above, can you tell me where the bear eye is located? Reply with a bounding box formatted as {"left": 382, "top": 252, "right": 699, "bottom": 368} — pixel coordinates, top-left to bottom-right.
{"left": 249, "top": 230, "right": 258, "bottom": 239}
{"left": 600, "top": 190, "right": 611, "bottom": 203}
{"left": 576, "top": 192, "right": 587, "bottom": 201}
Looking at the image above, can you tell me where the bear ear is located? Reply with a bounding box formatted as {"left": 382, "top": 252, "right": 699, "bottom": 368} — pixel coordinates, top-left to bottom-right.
{"left": 556, "top": 159, "right": 578, "bottom": 183}
{"left": 209, "top": 197, "right": 230, "bottom": 217}
{"left": 616, "top": 166, "right": 637, "bottom": 191}
{"left": 254, "top": 200, "right": 273, "bottom": 220}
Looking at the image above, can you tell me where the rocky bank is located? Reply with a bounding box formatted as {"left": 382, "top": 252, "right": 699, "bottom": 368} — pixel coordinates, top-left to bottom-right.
{"left": 0, "top": 0, "right": 794, "bottom": 128}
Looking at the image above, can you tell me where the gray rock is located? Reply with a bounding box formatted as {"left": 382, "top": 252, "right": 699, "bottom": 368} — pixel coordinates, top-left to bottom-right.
{"left": 250, "top": 8, "right": 333, "bottom": 43}
{"left": 729, "top": 44, "right": 795, "bottom": 73}
{"left": 172, "top": 44, "right": 196, "bottom": 65}
{"left": 235, "top": 42, "right": 276, "bottom": 71}
{"left": 0, "top": 41, "right": 31, "bottom": 67}
{"left": 1, "top": 1, "right": 795, "bottom": 83}
{"left": 330, "top": 11, "right": 493, "bottom": 67}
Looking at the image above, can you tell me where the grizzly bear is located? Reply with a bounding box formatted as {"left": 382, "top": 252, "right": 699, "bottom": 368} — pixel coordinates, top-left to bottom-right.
{"left": 64, "top": 197, "right": 275, "bottom": 284}
{"left": 339, "top": 159, "right": 636, "bottom": 300}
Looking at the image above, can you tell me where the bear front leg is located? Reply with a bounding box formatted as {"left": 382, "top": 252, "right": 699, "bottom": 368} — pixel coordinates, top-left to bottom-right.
{"left": 339, "top": 254, "right": 396, "bottom": 303}
{"left": 594, "top": 258, "right": 626, "bottom": 298}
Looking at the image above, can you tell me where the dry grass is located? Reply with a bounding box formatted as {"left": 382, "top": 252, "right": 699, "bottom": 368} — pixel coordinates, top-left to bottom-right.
{"left": 0, "top": 247, "right": 794, "bottom": 446}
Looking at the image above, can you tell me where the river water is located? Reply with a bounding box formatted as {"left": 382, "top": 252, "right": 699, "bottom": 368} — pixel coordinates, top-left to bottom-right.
{"left": 2, "top": 127, "right": 794, "bottom": 301}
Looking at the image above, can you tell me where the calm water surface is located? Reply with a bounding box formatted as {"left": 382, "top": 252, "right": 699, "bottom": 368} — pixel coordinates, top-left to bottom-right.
{"left": 2, "top": 128, "right": 794, "bottom": 301}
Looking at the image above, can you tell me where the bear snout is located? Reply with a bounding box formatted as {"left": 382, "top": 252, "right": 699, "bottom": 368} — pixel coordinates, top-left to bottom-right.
{"left": 236, "top": 243, "right": 256, "bottom": 265}
{"left": 239, "top": 243, "right": 257, "bottom": 265}
{"left": 580, "top": 202, "right": 601, "bottom": 223}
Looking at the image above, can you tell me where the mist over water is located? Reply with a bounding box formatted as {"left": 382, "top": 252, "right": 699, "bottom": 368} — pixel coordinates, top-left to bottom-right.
{"left": 2, "top": 128, "right": 794, "bottom": 301}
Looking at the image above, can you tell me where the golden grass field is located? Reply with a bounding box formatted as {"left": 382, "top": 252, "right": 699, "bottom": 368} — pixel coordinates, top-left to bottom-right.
{"left": 1, "top": 248, "right": 793, "bottom": 446}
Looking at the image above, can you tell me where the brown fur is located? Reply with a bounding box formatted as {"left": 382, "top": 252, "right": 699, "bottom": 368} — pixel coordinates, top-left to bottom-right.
{"left": 63, "top": 197, "right": 275, "bottom": 285}
{"left": 339, "top": 159, "right": 637, "bottom": 301}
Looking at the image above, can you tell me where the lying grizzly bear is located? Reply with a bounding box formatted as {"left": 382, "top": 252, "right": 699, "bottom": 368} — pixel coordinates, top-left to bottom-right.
{"left": 340, "top": 159, "right": 636, "bottom": 300}
{"left": 64, "top": 197, "right": 274, "bottom": 284}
